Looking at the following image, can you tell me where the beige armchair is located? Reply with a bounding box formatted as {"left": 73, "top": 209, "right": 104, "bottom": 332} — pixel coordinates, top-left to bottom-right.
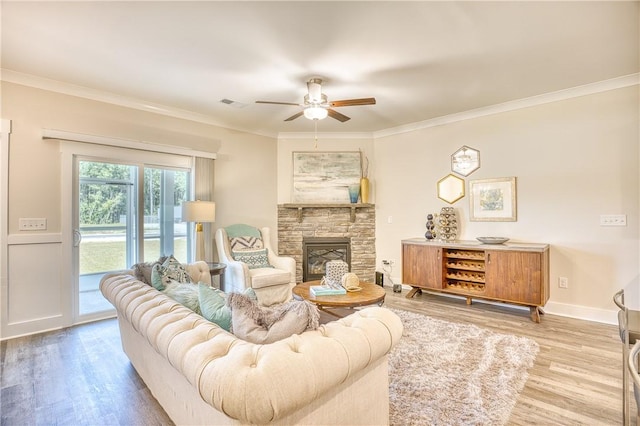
{"left": 215, "top": 224, "right": 295, "bottom": 306}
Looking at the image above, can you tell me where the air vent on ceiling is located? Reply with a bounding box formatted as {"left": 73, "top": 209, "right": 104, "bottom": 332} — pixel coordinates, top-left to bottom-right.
{"left": 220, "top": 99, "right": 248, "bottom": 108}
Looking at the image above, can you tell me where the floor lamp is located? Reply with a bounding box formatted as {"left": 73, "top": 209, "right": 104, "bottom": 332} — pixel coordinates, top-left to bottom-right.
{"left": 182, "top": 200, "right": 216, "bottom": 262}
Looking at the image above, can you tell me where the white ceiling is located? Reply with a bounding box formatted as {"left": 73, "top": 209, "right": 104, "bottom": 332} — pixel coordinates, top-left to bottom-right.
{"left": 1, "top": 1, "right": 638, "bottom": 137}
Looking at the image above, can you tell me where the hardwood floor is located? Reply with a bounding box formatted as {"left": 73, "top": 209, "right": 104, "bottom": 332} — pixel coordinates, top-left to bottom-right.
{"left": 1, "top": 287, "right": 634, "bottom": 425}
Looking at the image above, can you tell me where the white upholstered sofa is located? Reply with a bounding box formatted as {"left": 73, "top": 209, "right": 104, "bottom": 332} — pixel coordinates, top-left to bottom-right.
{"left": 100, "top": 262, "right": 403, "bottom": 425}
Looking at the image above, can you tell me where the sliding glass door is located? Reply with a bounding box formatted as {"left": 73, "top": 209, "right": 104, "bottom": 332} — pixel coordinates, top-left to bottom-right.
{"left": 75, "top": 159, "right": 190, "bottom": 318}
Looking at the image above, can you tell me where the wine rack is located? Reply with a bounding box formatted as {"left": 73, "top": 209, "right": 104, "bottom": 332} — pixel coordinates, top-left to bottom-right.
{"left": 444, "top": 248, "right": 485, "bottom": 293}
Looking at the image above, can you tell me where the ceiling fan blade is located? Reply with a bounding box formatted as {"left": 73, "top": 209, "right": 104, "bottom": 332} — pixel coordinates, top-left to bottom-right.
{"left": 329, "top": 98, "right": 376, "bottom": 107}
{"left": 256, "top": 101, "right": 300, "bottom": 106}
{"left": 284, "top": 111, "right": 304, "bottom": 121}
{"left": 327, "top": 109, "right": 351, "bottom": 122}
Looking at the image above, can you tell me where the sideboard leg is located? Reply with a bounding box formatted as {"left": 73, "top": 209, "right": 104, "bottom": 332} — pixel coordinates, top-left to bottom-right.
{"left": 406, "top": 287, "right": 422, "bottom": 299}
{"left": 466, "top": 297, "right": 472, "bottom": 305}
{"left": 529, "top": 306, "right": 541, "bottom": 323}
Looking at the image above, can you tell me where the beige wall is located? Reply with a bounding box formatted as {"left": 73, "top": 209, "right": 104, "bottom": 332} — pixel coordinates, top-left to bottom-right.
{"left": 1, "top": 82, "right": 277, "bottom": 339}
{"left": 374, "top": 86, "right": 639, "bottom": 321}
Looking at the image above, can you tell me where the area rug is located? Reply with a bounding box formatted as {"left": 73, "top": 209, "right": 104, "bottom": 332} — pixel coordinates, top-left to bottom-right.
{"left": 388, "top": 309, "right": 539, "bottom": 426}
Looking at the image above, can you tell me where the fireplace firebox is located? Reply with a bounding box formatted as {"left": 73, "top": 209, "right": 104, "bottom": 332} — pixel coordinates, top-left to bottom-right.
{"left": 302, "top": 237, "right": 351, "bottom": 282}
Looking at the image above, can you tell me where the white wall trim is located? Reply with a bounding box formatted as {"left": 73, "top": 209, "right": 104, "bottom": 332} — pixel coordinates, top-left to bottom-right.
{"left": 373, "top": 73, "right": 640, "bottom": 138}
{"left": 7, "top": 68, "right": 636, "bottom": 142}
{"left": 400, "top": 284, "right": 618, "bottom": 325}
{"left": 42, "top": 129, "right": 217, "bottom": 160}
{"left": 278, "top": 132, "right": 374, "bottom": 140}
{"left": 0, "top": 69, "right": 260, "bottom": 136}
{"left": 543, "top": 301, "right": 618, "bottom": 326}
{"left": 0, "top": 119, "right": 11, "bottom": 339}
{"left": 6, "top": 233, "right": 62, "bottom": 245}
{"left": 1, "top": 319, "right": 65, "bottom": 342}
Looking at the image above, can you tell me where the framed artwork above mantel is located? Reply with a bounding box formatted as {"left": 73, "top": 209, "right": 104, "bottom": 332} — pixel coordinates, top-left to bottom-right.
{"left": 292, "top": 151, "right": 362, "bottom": 203}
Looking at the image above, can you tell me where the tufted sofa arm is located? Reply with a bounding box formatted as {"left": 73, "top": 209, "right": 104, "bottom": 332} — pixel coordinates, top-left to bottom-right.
{"left": 100, "top": 272, "right": 403, "bottom": 425}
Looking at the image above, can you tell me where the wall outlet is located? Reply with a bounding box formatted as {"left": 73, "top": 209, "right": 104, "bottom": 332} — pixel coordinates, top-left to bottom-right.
{"left": 19, "top": 218, "right": 47, "bottom": 231}
{"left": 600, "top": 214, "right": 627, "bottom": 226}
{"left": 382, "top": 259, "right": 395, "bottom": 267}
{"left": 558, "top": 276, "right": 569, "bottom": 289}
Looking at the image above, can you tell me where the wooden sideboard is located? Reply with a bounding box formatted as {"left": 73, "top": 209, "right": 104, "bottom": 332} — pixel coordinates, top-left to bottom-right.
{"left": 401, "top": 238, "right": 550, "bottom": 322}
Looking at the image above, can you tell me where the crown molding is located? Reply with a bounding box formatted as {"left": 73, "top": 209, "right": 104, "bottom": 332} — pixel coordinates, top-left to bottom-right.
{"left": 3, "top": 69, "right": 637, "bottom": 141}
{"left": 277, "top": 132, "right": 373, "bottom": 140}
{"left": 373, "top": 73, "right": 640, "bottom": 139}
{"left": 0, "top": 69, "right": 276, "bottom": 138}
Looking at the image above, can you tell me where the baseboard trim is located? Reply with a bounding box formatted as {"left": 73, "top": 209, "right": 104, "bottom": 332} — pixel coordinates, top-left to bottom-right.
{"left": 543, "top": 301, "right": 617, "bottom": 325}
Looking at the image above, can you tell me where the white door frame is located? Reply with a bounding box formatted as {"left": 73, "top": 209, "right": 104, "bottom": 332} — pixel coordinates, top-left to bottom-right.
{"left": 61, "top": 140, "right": 194, "bottom": 323}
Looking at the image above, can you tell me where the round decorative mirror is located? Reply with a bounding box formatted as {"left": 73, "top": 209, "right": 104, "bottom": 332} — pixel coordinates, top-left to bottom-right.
{"left": 437, "top": 174, "right": 465, "bottom": 204}
{"left": 451, "top": 145, "right": 480, "bottom": 176}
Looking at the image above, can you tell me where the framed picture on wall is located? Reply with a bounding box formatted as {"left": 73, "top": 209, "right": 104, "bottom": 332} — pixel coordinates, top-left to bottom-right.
{"left": 469, "top": 177, "right": 517, "bottom": 221}
{"left": 292, "top": 151, "right": 361, "bottom": 203}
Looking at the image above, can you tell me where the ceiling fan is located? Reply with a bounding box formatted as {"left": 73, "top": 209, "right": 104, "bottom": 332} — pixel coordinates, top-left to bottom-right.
{"left": 255, "top": 78, "right": 376, "bottom": 122}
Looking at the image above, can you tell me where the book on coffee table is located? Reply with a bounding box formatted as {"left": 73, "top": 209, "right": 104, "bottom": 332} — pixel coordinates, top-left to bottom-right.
{"left": 310, "top": 284, "right": 347, "bottom": 297}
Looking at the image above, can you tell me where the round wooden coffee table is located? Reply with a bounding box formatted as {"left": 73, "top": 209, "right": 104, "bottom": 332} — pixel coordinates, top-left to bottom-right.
{"left": 293, "top": 280, "right": 386, "bottom": 318}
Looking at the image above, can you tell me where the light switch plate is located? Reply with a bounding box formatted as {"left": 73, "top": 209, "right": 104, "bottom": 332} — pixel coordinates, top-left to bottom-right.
{"left": 600, "top": 214, "right": 627, "bottom": 226}
{"left": 19, "top": 218, "right": 47, "bottom": 230}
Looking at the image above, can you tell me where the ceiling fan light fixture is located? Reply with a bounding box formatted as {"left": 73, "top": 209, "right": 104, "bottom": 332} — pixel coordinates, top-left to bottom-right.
{"left": 304, "top": 106, "right": 328, "bottom": 120}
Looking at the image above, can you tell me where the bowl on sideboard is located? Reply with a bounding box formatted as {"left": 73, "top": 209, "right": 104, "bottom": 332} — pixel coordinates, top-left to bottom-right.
{"left": 476, "top": 237, "right": 510, "bottom": 245}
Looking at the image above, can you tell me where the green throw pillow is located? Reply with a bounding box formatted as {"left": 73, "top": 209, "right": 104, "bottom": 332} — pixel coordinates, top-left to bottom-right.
{"left": 198, "top": 283, "right": 232, "bottom": 331}
{"left": 231, "top": 248, "right": 273, "bottom": 269}
{"left": 163, "top": 280, "right": 201, "bottom": 315}
{"left": 151, "top": 255, "right": 192, "bottom": 291}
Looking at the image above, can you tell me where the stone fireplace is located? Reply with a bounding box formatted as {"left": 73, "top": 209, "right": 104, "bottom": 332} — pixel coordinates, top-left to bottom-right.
{"left": 277, "top": 204, "right": 375, "bottom": 283}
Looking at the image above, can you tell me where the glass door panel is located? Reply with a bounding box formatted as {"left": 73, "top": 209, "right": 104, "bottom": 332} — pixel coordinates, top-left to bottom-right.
{"left": 143, "top": 167, "right": 189, "bottom": 262}
{"left": 77, "top": 161, "right": 137, "bottom": 316}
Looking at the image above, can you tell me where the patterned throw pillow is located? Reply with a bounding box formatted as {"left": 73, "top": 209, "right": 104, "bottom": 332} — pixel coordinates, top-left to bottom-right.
{"left": 131, "top": 256, "right": 168, "bottom": 285}
{"left": 229, "top": 236, "right": 264, "bottom": 251}
{"left": 151, "top": 255, "right": 192, "bottom": 291}
{"left": 231, "top": 248, "right": 273, "bottom": 269}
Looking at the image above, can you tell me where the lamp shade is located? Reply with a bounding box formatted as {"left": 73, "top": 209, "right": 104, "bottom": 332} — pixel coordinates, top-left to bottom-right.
{"left": 182, "top": 201, "right": 216, "bottom": 223}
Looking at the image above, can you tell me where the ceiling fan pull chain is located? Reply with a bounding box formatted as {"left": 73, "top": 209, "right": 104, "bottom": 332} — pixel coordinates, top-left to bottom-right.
{"left": 314, "top": 120, "right": 318, "bottom": 149}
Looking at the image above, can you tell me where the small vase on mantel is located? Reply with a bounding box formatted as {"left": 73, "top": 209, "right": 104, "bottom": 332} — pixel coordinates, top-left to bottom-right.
{"left": 348, "top": 184, "right": 360, "bottom": 203}
{"left": 360, "top": 177, "right": 370, "bottom": 204}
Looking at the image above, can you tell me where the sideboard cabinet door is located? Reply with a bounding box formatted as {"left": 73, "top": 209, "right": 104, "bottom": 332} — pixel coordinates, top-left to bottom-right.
{"left": 484, "top": 250, "right": 542, "bottom": 305}
{"left": 402, "top": 244, "right": 442, "bottom": 290}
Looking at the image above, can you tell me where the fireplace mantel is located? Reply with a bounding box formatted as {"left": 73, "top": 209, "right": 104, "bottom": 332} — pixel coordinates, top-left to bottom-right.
{"left": 280, "top": 203, "right": 374, "bottom": 222}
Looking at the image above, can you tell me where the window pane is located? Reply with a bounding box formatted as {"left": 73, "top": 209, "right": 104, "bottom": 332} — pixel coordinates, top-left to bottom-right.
{"left": 78, "top": 161, "right": 137, "bottom": 273}
{"left": 143, "top": 167, "right": 189, "bottom": 262}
